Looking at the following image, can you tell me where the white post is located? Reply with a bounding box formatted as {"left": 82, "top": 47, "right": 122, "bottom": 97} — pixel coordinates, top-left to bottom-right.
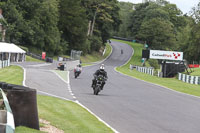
{"left": 16, "top": 53, "right": 19, "bottom": 62}
{"left": 182, "top": 74, "right": 185, "bottom": 82}
{"left": 195, "top": 76, "right": 198, "bottom": 85}
{"left": 190, "top": 76, "right": 194, "bottom": 84}
{"left": 23, "top": 54, "right": 26, "bottom": 62}
{"left": 178, "top": 73, "right": 181, "bottom": 80}
{"left": 186, "top": 75, "right": 189, "bottom": 83}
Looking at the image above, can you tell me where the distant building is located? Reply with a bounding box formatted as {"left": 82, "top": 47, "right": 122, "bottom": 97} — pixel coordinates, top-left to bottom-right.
{"left": 0, "top": 9, "right": 6, "bottom": 42}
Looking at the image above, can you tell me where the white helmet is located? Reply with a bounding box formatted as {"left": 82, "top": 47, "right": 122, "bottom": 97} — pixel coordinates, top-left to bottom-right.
{"left": 100, "top": 64, "right": 105, "bottom": 70}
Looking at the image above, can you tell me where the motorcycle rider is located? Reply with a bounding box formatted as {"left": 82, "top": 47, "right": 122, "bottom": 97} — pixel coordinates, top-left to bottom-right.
{"left": 74, "top": 64, "right": 82, "bottom": 76}
{"left": 91, "top": 64, "right": 108, "bottom": 89}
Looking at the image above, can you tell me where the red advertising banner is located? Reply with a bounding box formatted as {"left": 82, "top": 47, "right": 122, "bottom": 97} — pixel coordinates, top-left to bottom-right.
{"left": 188, "top": 64, "right": 199, "bottom": 68}
{"left": 42, "top": 52, "right": 46, "bottom": 59}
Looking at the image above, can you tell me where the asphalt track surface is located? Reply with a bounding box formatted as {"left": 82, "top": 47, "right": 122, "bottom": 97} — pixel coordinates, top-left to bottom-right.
{"left": 16, "top": 41, "right": 200, "bottom": 133}
{"left": 70, "top": 41, "right": 200, "bottom": 133}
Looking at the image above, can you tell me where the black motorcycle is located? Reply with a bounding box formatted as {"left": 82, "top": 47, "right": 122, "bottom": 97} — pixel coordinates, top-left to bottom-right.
{"left": 74, "top": 69, "right": 81, "bottom": 78}
{"left": 93, "top": 75, "right": 105, "bottom": 95}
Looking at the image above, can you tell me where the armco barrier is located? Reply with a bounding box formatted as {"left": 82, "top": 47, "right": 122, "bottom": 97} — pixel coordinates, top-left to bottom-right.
{"left": 178, "top": 73, "right": 200, "bottom": 85}
{"left": 0, "top": 88, "right": 15, "bottom": 133}
{"left": 135, "top": 66, "right": 154, "bottom": 76}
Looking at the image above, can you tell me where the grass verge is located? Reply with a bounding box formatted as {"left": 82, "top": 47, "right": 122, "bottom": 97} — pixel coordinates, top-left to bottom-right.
{"left": 81, "top": 43, "right": 112, "bottom": 66}
{"left": 190, "top": 68, "right": 200, "bottom": 76}
{"left": 113, "top": 39, "right": 200, "bottom": 97}
{"left": 26, "top": 56, "right": 44, "bottom": 62}
{"left": 0, "top": 65, "right": 23, "bottom": 85}
{"left": 37, "top": 95, "right": 113, "bottom": 133}
{"left": 1, "top": 65, "right": 113, "bottom": 133}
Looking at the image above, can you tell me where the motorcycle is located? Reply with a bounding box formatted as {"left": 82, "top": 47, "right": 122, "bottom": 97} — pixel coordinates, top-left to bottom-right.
{"left": 93, "top": 75, "right": 105, "bottom": 95}
{"left": 74, "top": 68, "right": 81, "bottom": 78}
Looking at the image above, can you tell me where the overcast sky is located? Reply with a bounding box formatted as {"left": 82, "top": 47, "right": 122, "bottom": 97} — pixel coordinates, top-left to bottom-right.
{"left": 118, "top": 0, "right": 199, "bottom": 14}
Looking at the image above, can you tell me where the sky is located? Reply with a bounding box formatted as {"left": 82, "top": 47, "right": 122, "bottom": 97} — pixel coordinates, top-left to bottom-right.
{"left": 118, "top": 0, "right": 199, "bottom": 14}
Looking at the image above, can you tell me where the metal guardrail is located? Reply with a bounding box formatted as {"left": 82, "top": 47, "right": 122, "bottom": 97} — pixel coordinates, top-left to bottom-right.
{"left": 178, "top": 73, "right": 200, "bottom": 85}
{"left": 135, "top": 66, "right": 154, "bottom": 76}
{"left": 0, "top": 88, "right": 15, "bottom": 133}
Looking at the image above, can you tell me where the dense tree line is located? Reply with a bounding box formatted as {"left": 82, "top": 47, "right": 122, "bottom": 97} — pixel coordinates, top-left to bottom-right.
{"left": 114, "top": 0, "right": 200, "bottom": 62}
{"left": 0, "top": 0, "right": 120, "bottom": 56}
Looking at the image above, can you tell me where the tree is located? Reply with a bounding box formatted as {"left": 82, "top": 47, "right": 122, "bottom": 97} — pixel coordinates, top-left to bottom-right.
{"left": 138, "top": 18, "right": 176, "bottom": 50}
{"left": 112, "top": 2, "right": 134, "bottom": 38}
{"left": 59, "top": 0, "right": 88, "bottom": 53}
{"left": 2, "top": 0, "right": 61, "bottom": 55}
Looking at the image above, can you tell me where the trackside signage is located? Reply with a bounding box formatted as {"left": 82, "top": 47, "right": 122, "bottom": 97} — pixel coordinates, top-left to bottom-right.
{"left": 150, "top": 50, "right": 183, "bottom": 60}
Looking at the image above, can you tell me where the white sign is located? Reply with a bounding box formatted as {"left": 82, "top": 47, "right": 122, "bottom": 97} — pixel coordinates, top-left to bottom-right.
{"left": 150, "top": 50, "right": 183, "bottom": 60}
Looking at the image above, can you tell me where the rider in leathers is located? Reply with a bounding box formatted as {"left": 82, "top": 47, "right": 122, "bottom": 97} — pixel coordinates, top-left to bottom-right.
{"left": 91, "top": 64, "right": 108, "bottom": 89}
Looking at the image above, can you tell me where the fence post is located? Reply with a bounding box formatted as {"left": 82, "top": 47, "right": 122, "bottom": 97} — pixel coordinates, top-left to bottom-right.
{"left": 178, "top": 73, "right": 181, "bottom": 80}
{"left": 182, "top": 74, "right": 186, "bottom": 82}
{"left": 186, "top": 75, "right": 189, "bottom": 83}
{"left": 190, "top": 76, "right": 194, "bottom": 84}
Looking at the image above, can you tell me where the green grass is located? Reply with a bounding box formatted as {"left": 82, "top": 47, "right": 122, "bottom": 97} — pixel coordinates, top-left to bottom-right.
{"left": 37, "top": 95, "right": 113, "bottom": 133}
{"left": 0, "top": 65, "right": 23, "bottom": 85}
{"left": 26, "top": 56, "right": 44, "bottom": 62}
{"left": 81, "top": 43, "right": 112, "bottom": 65}
{"left": 113, "top": 39, "right": 200, "bottom": 97}
{"left": 190, "top": 68, "right": 200, "bottom": 76}
{"left": 1, "top": 65, "right": 113, "bottom": 133}
{"left": 53, "top": 70, "right": 68, "bottom": 81}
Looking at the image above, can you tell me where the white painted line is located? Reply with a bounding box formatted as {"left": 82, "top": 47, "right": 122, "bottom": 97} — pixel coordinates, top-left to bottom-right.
{"left": 14, "top": 65, "right": 27, "bottom": 86}
{"left": 27, "top": 63, "right": 51, "bottom": 67}
{"left": 37, "top": 90, "right": 75, "bottom": 102}
{"left": 51, "top": 70, "right": 69, "bottom": 84}
{"left": 75, "top": 100, "right": 119, "bottom": 133}
{"left": 19, "top": 63, "right": 119, "bottom": 133}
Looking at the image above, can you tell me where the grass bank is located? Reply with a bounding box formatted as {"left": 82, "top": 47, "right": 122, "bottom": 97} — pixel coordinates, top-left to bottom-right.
{"left": 80, "top": 43, "right": 112, "bottom": 66}
{"left": 26, "top": 56, "right": 44, "bottom": 62}
{"left": 113, "top": 39, "right": 200, "bottom": 97}
{"left": 0, "top": 65, "right": 23, "bottom": 85}
{"left": 1, "top": 65, "right": 113, "bottom": 133}
{"left": 190, "top": 68, "right": 200, "bottom": 76}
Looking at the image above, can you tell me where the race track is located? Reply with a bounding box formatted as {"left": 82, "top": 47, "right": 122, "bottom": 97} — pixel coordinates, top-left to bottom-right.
{"left": 70, "top": 41, "right": 200, "bottom": 133}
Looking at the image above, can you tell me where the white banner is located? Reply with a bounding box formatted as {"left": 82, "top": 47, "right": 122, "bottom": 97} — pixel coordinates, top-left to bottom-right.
{"left": 150, "top": 50, "right": 183, "bottom": 60}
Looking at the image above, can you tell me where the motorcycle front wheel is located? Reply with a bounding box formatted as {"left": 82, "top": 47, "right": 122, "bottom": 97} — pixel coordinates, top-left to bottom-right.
{"left": 94, "top": 86, "right": 100, "bottom": 95}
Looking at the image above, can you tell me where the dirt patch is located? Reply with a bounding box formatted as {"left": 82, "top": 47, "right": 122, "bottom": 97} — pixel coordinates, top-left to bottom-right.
{"left": 39, "top": 119, "right": 64, "bottom": 133}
